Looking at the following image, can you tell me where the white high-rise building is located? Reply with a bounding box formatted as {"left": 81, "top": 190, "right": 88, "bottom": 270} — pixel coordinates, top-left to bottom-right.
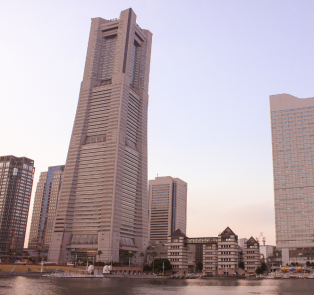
{"left": 270, "top": 93, "right": 314, "bottom": 264}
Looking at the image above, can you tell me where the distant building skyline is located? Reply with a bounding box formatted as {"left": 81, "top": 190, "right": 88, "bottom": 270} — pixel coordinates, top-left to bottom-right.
{"left": 48, "top": 8, "right": 153, "bottom": 263}
{"left": 28, "top": 165, "right": 64, "bottom": 254}
{"left": 0, "top": 155, "right": 34, "bottom": 254}
{"left": 270, "top": 93, "right": 314, "bottom": 265}
{"left": 149, "top": 176, "right": 187, "bottom": 242}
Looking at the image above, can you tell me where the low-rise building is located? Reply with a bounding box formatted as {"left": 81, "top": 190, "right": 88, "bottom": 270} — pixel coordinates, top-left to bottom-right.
{"left": 243, "top": 237, "right": 260, "bottom": 273}
{"left": 167, "top": 229, "right": 188, "bottom": 275}
{"left": 167, "top": 226, "right": 260, "bottom": 276}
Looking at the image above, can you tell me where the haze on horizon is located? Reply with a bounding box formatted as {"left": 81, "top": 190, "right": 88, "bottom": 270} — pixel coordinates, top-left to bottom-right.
{"left": 1, "top": 0, "right": 314, "bottom": 247}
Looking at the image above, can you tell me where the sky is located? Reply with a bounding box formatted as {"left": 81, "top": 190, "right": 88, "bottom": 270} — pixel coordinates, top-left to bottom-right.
{"left": 1, "top": 0, "right": 314, "bottom": 247}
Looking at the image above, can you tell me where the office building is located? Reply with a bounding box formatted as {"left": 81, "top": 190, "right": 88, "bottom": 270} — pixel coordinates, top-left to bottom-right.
{"left": 270, "top": 94, "right": 314, "bottom": 264}
{"left": 48, "top": 8, "right": 152, "bottom": 263}
{"left": 0, "top": 155, "right": 35, "bottom": 255}
{"left": 149, "top": 176, "right": 187, "bottom": 242}
{"left": 28, "top": 165, "right": 64, "bottom": 255}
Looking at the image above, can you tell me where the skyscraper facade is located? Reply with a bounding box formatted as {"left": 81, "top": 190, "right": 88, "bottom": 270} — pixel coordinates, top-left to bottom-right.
{"left": 148, "top": 176, "right": 187, "bottom": 242}
{"left": 0, "top": 155, "right": 34, "bottom": 255}
{"left": 270, "top": 94, "right": 314, "bottom": 264}
{"left": 48, "top": 8, "right": 152, "bottom": 263}
{"left": 28, "top": 165, "right": 64, "bottom": 255}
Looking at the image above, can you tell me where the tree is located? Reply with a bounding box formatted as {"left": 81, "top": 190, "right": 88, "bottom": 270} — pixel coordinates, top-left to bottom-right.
{"left": 97, "top": 250, "right": 103, "bottom": 270}
{"left": 129, "top": 251, "right": 134, "bottom": 266}
{"left": 196, "top": 262, "right": 203, "bottom": 272}
{"left": 152, "top": 258, "right": 172, "bottom": 273}
{"left": 255, "top": 267, "right": 263, "bottom": 275}
{"left": 261, "top": 262, "right": 267, "bottom": 272}
{"left": 238, "top": 261, "right": 245, "bottom": 270}
{"left": 139, "top": 252, "right": 145, "bottom": 266}
{"left": 150, "top": 251, "right": 157, "bottom": 273}
{"left": 119, "top": 253, "right": 125, "bottom": 267}
{"left": 143, "top": 264, "right": 152, "bottom": 272}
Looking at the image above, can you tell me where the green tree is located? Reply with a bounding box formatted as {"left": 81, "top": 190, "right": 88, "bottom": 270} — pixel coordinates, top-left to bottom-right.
{"left": 119, "top": 253, "right": 125, "bottom": 267}
{"left": 196, "top": 262, "right": 203, "bottom": 272}
{"left": 150, "top": 251, "right": 157, "bottom": 273}
{"left": 129, "top": 251, "right": 134, "bottom": 266}
{"left": 238, "top": 261, "right": 245, "bottom": 270}
{"left": 139, "top": 252, "right": 145, "bottom": 266}
{"left": 255, "top": 267, "right": 263, "bottom": 275}
{"left": 261, "top": 262, "right": 267, "bottom": 272}
{"left": 143, "top": 264, "right": 152, "bottom": 272}
{"left": 97, "top": 250, "right": 103, "bottom": 270}
{"left": 152, "top": 258, "right": 172, "bottom": 273}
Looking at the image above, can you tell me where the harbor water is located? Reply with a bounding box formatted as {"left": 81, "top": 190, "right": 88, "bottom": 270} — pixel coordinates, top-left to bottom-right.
{"left": 1, "top": 277, "right": 314, "bottom": 295}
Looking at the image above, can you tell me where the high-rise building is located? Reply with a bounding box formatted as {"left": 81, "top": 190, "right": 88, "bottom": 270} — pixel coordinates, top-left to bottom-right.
{"left": 28, "top": 165, "right": 64, "bottom": 255}
{"left": 48, "top": 8, "right": 152, "bottom": 263}
{"left": 148, "top": 176, "right": 187, "bottom": 242}
{"left": 0, "top": 155, "right": 35, "bottom": 255}
{"left": 270, "top": 93, "right": 314, "bottom": 264}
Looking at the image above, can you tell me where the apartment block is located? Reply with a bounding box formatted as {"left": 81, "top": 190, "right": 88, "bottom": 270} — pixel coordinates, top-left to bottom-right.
{"left": 28, "top": 165, "right": 64, "bottom": 255}
{"left": 270, "top": 94, "right": 314, "bottom": 265}
{"left": 243, "top": 237, "right": 260, "bottom": 273}
{"left": 217, "top": 227, "right": 240, "bottom": 275}
{"left": 167, "top": 229, "right": 188, "bottom": 274}
{"left": 149, "top": 176, "right": 187, "bottom": 242}
{"left": 0, "top": 156, "right": 34, "bottom": 255}
{"left": 48, "top": 8, "right": 152, "bottom": 263}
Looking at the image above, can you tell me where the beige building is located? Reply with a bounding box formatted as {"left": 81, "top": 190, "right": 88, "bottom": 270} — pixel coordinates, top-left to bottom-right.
{"left": 48, "top": 8, "right": 152, "bottom": 263}
{"left": 217, "top": 227, "right": 241, "bottom": 276}
{"left": 149, "top": 176, "right": 187, "bottom": 242}
{"left": 28, "top": 166, "right": 64, "bottom": 256}
{"left": 270, "top": 94, "right": 314, "bottom": 265}
{"left": 203, "top": 243, "right": 218, "bottom": 274}
{"left": 167, "top": 229, "right": 188, "bottom": 275}
{"left": 243, "top": 237, "right": 260, "bottom": 273}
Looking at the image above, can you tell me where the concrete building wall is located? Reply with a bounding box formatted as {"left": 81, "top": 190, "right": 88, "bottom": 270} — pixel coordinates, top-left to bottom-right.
{"left": 148, "top": 176, "right": 187, "bottom": 242}
{"left": 28, "top": 166, "right": 64, "bottom": 253}
{"left": 243, "top": 237, "right": 260, "bottom": 273}
{"left": 0, "top": 156, "right": 35, "bottom": 254}
{"left": 270, "top": 94, "right": 314, "bottom": 263}
{"left": 48, "top": 8, "right": 152, "bottom": 263}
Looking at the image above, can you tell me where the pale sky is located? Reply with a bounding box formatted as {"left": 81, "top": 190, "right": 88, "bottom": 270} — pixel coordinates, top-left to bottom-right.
{"left": 1, "top": 0, "right": 314, "bottom": 247}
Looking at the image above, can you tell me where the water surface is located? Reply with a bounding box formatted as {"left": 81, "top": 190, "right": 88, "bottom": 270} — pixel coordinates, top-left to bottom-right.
{"left": 1, "top": 277, "right": 314, "bottom": 295}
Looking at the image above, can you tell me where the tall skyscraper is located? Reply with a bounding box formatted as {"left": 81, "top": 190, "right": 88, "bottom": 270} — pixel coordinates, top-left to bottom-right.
{"left": 148, "top": 176, "right": 187, "bottom": 242}
{"left": 270, "top": 94, "right": 314, "bottom": 264}
{"left": 28, "top": 165, "right": 64, "bottom": 255}
{"left": 0, "top": 155, "right": 35, "bottom": 255}
{"left": 48, "top": 8, "right": 152, "bottom": 263}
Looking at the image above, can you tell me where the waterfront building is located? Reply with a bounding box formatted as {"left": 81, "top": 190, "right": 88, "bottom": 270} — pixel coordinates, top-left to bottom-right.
{"left": 260, "top": 245, "right": 275, "bottom": 261}
{"left": 149, "top": 176, "right": 187, "bottom": 242}
{"left": 48, "top": 8, "right": 152, "bottom": 263}
{"left": 243, "top": 237, "right": 260, "bottom": 273}
{"left": 28, "top": 166, "right": 64, "bottom": 256}
{"left": 217, "top": 227, "right": 241, "bottom": 276}
{"left": 0, "top": 155, "right": 35, "bottom": 255}
{"left": 167, "top": 229, "right": 188, "bottom": 274}
{"left": 146, "top": 240, "right": 168, "bottom": 265}
{"left": 270, "top": 94, "right": 314, "bottom": 265}
{"left": 166, "top": 227, "right": 259, "bottom": 276}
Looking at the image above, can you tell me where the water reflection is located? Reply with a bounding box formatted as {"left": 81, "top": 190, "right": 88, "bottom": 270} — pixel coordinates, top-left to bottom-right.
{"left": 1, "top": 277, "right": 314, "bottom": 295}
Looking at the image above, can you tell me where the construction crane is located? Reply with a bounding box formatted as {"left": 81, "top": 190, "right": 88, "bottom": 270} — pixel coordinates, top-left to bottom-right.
{"left": 255, "top": 232, "right": 266, "bottom": 246}
{"left": 5, "top": 228, "right": 16, "bottom": 263}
